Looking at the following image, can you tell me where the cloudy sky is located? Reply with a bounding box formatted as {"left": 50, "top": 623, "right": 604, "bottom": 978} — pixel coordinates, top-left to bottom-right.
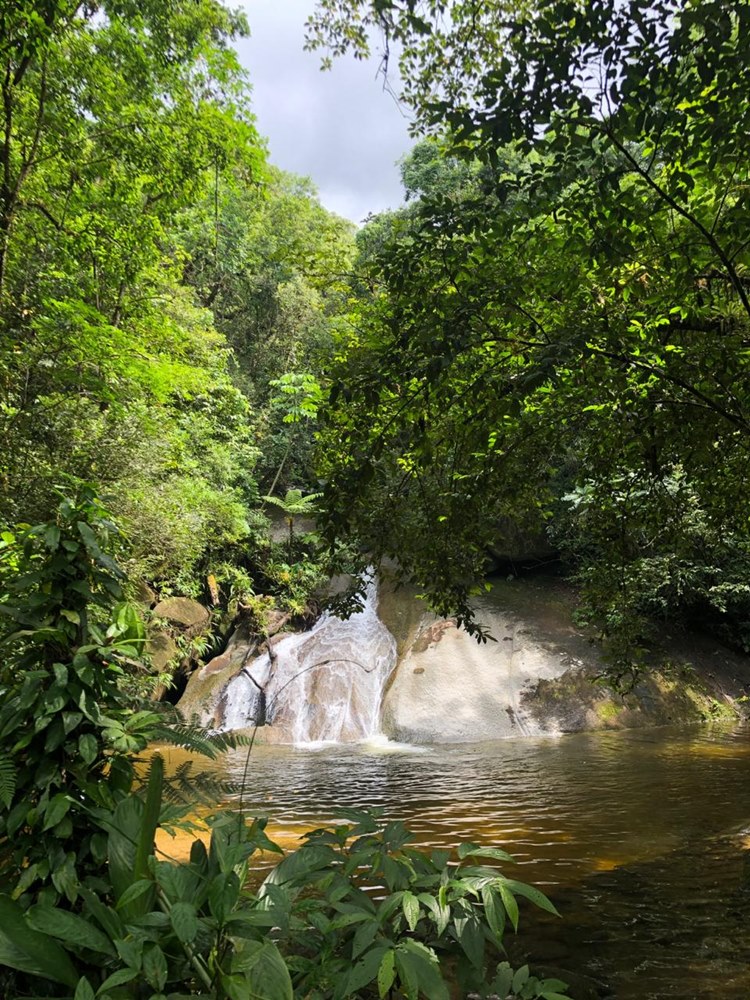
{"left": 235, "top": 0, "right": 414, "bottom": 223}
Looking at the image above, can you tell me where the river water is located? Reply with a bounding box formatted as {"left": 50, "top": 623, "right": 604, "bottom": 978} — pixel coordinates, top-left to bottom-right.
{"left": 162, "top": 723, "right": 750, "bottom": 998}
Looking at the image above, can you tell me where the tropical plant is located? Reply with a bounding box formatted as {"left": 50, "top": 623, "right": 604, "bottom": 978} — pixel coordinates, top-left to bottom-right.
{"left": 0, "top": 489, "right": 242, "bottom": 900}
{"left": 263, "top": 812, "right": 571, "bottom": 1000}
{"left": 0, "top": 774, "right": 572, "bottom": 999}
{"left": 262, "top": 489, "right": 322, "bottom": 562}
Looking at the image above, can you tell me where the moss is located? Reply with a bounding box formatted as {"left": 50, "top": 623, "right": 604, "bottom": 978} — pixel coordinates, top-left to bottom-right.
{"left": 595, "top": 699, "right": 623, "bottom": 723}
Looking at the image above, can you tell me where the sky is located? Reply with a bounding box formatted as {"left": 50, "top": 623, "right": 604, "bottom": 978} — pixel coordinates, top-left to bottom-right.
{"left": 235, "top": 0, "right": 414, "bottom": 223}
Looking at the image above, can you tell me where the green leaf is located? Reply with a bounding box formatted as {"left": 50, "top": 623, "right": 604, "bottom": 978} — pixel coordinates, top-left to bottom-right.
{"left": 503, "top": 879, "right": 560, "bottom": 917}
{"left": 457, "top": 843, "right": 515, "bottom": 863}
{"left": 115, "top": 880, "right": 155, "bottom": 911}
{"left": 0, "top": 895, "right": 79, "bottom": 987}
{"left": 378, "top": 949, "right": 396, "bottom": 998}
{"left": 208, "top": 871, "right": 240, "bottom": 924}
{"left": 419, "top": 893, "right": 450, "bottom": 936}
{"left": 27, "top": 905, "right": 116, "bottom": 956}
{"left": 0, "top": 752, "right": 16, "bottom": 808}
{"left": 399, "top": 940, "right": 449, "bottom": 1000}
{"left": 498, "top": 881, "right": 520, "bottom": 933}
{"left": 42, "top": 793, "right": 71, "bottom": 831}
{"left": 107, "top": 796, "right": 142, "bottom": 901}
{"left": 143, "top": 944, "right": 168, "bottom": 992}
{"left": 97, "top": 966, "right": 140, "bottom": 993}
{"left": 79, "top": 732, "right": 98, "bottom": 764}
{"left": 79, "top": 888, "right": 125, "bottom": 942}
{"left": 170, "top": 901, "right": 199, "bottom": 944}
{"left": 44, "top": 525, "right": 61, "bottom": 551}
{"left": 395, "top": 949, "right": 419, "bottom": 1000}
{"left": 540, "top": 979, "right": 569, "bottom": 994}
{"left": 402, "top": 889, "right": 420, "bottom": 931}
{"left": 351, "top": 918, "right": 379, "bottom": 960}
{"left": 346, "top": 945, "right": 388, "bottom": 994}
{"left": 512, "top": 964, "right": 530, "bottom": 993}
{"left": 230, "top": 939, "right": 293, "bottom": 1000}
{"left": 115, "top": 935, "right": 143, "bottom": 970}
{"left": 491, "top": 963, "right": 514, "bottom": 997}
{"left": 453, "top": 908, "right": 485, "bottom": 969}
{"left": 75, "top": 978, "right": 96, "bottom": 1000}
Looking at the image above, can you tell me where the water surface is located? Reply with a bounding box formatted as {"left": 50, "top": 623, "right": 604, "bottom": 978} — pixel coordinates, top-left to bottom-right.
{"left": 163, "top": 724, "right": 750, "bottom": 998}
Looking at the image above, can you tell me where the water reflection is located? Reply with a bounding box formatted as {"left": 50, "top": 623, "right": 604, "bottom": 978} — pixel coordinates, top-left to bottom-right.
{"left": 208, "top": 724, "right": 750, "bottom": 998}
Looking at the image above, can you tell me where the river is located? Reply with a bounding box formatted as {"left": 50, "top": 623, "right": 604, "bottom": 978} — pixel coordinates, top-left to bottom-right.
{"left": 160, "top": 722, "right": 750, "bottom": 998}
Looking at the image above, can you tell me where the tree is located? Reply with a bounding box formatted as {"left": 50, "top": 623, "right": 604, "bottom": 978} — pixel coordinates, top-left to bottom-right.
{"left": 311, "top": 2, "right": 750, "bottom": 664}
{"left": 178, "top": 167, "right": 355, "bottom": 492}
{"left": 0, "top": 1, "right": 273, "bottom": 594}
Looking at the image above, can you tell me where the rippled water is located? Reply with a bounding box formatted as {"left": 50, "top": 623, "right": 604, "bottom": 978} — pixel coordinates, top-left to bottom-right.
{"left": 161, "top": 724, "right": 750, "bottom": 998}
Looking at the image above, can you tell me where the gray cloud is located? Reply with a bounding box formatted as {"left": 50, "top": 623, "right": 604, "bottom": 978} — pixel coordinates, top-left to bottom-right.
{"left": 236, "top": 0, "right": 413, "bottom": 222}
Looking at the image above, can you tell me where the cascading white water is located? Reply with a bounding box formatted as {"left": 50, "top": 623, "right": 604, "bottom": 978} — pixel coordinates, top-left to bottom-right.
{"left": 220, "top": 577, "right": 397, "bottom": 743}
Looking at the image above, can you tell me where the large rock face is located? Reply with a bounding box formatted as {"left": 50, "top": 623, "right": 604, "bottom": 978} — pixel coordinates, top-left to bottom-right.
{"left": 379, "top": 581, "right": 590, "bottom": 742}
{"left": 378, "top": 575, "right": 746, "bottom": 743}
{"left": 382, "top": 616, "right": 573, "bottom": 742}
{"left": 179, "top": 572, "right": 748, "bottom": 745}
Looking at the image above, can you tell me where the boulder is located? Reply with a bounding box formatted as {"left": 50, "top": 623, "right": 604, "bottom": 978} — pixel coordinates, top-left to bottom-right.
{"left": 147, "top": 632, "right": 179, "bottom": 672}
{"left": 484, "top": 515, "right": 557, "bottom": 571}
{"left": 133, "top": 580, "right": 157, "bottom": 607}
{"left": 153, "top": 597, "right": 210, "bottom": 631}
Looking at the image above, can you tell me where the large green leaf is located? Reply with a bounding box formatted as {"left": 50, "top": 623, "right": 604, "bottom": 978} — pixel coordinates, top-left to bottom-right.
{"left": 498, "top": 881, "right": 520, "bottom": 933}
{"left": 26, "top": 905, "right": 116, "bottom": 956}
{"left": 345, "top": 945, "right": 388, "bottom": 996}
{"left": 170, "top": 901, "right": 199, "bottom": 944}
{"left": 107, "top": 795, "right": 142, "bottom": 902}
{"left": 399, "top": 940, "right": 449, "bottom": 1000}
{"left": 503, "top": 878, "right": 560, "bottom": 917}
{"left": 457, "top": 843, "right": 515, "bottom": 863}
{"left": 0, "top": 895, "right": 79, "bottom": 986}
{"left": 377, "top": 949, "right": 396, "bottom": 998}
{"left": 230, "top": 939, "right": 293, "bottom": 1000}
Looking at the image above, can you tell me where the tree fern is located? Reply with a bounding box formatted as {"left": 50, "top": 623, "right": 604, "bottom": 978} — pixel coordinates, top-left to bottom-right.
{"left": 159, "top": 760, "right": 248, "bottom": 809}
{"left": 261, "top": 489, "right": 322, "bottom": 519}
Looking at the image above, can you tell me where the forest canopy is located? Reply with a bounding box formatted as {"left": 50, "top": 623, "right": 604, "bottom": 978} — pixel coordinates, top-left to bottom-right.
{"left": 0, "top": 1, "right": 355, "bottom": 615}
{"left": 309, "top": 0, "right": 750, "bottom": 670}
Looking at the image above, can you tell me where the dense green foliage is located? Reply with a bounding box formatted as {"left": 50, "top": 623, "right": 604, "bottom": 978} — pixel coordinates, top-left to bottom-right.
{"left": 0, "top": 1, "right": 355, "bottom": 627}
{"left": 310, "top": 0, "right": 750, "bottom": 669}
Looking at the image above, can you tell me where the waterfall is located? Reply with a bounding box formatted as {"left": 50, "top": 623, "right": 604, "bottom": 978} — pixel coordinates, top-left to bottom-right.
{"left": 220, "top": 577, "right": 397, "bottom": 743}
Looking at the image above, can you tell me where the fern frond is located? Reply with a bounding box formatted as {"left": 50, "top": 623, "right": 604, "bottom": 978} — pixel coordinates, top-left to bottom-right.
{"left": 0, "top": 752, "right": 17, "bottom": 809}
{"left": 155, "top": 722, "right": 251, "bottom": 761}
{"left": 158, "top": 759, "right": 246, "bottom": 808}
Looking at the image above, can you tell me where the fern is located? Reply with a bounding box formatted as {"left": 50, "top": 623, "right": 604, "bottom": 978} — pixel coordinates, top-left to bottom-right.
{"left": 261, "top": 489, "right": 322, "bottom": 518}
{"left": 156, "top": 722, "right": 251, "bottom": 761}
{"left": 159, "top": 760, "right": 247, "bottom": 808}
{"left": 0, "top": 752, "right": 16, "bottom": 810}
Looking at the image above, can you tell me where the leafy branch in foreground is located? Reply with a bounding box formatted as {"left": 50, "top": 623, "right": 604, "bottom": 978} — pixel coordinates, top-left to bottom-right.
{"left": 0, "top": 780, "right": 571, "bottom": 999}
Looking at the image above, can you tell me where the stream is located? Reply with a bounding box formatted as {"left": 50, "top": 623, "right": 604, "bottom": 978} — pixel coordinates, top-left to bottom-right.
{"left": 162, "top": 723, "right": 750, "bottom": 998}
